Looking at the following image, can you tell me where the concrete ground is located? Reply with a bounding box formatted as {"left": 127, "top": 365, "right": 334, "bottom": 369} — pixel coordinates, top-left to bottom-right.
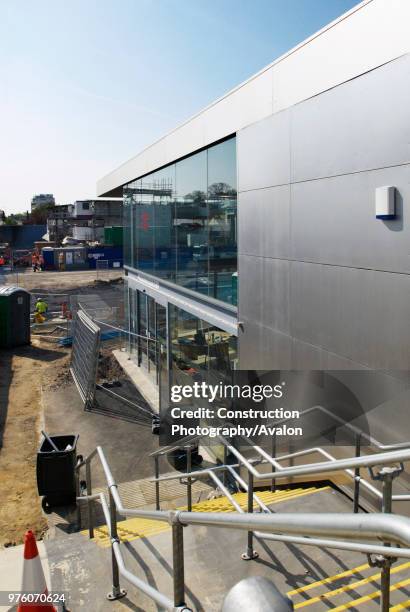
{"left": 43, "top": 487, "right": 410, "bottom": 612}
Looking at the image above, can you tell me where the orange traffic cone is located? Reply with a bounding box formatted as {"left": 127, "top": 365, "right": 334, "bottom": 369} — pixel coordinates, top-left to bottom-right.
{"left": 17, "top": 530, "right": 56, "bottom": 612}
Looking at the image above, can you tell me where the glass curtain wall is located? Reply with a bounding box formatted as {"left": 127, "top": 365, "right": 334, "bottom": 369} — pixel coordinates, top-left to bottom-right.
{"left": 123, "top": 136, "right": 237, "bottom": 306}
{"left": 127, "top": 287, "right": 167, "bottom": 385}
{"left": 170, "top": 305, "right": 237, "bottom": 387}
{"left": 167, "top": 305, "right": 237, "bottom": 456}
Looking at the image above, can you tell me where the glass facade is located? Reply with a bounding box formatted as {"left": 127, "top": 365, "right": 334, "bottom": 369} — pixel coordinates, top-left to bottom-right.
{"left": 123, "top": 136, "right": 237, "bottom": 306}
{"left": 127, "top": 286, "right": 237, "bottom": 389}
{"left": 170, "top": 304, "right": 237, "bottom": 389}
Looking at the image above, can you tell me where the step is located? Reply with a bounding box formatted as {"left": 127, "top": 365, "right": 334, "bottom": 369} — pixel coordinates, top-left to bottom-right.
{"left": 46, "top": 471, "right": 214, "bottom": 538}
{"left": 47, "top": 487, "right": 378, "bottom": 611}
{"left": 84, "top": 485, "right": 328, "bottom": 547}
{"left": 288, "top": 559, "right": 410, "bottom": 610}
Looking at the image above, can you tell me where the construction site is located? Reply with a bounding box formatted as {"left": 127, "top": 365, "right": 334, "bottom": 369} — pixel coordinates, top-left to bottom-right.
{"left": 3, "top": 0, "right": 410, "bottom": 610}
{"left": 0, "top": 263, "right": 409, "bottom": 612}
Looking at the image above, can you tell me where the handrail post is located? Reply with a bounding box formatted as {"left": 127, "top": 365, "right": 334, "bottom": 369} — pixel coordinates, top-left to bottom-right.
{"left": 186, "top": 446, "right": 192, "bottom": 512}
{"left": 172, "top": 522, "right": 187, "bottom": 608}
{"left": 353, "top": 433, "right": 361, "bottom": 513}
{"left": 154, "top": 455, "right": 161, "bottom": 511}
{"left": 271, "top": 433, "right": 277, "bottom": 492}
{"left": 86, "top": 461, "right": 94, "bottom": 538}
{"left": 75, "top": 466, "right": 81, "bottom": 530}
{"left": 107, "top": 488, "right": 126, "bottom": 601}
{"left": 368, "top": 463, "right": 403, "bottom": 612}
{"left": 241, "top": 469, "right": 259, "bottom": 560}
{"left": 223, "top": 444, "right": 228, "bottom": 487}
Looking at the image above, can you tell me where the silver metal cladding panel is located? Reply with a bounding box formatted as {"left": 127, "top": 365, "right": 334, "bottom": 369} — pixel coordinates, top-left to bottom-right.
{"left": 237, "top": 53, "right": 410, "bottom": 371}
{"left": 238, "top": 186, "right": 290, "bottom": 259}
{"left": 291, "top": 338, "right": 324, "bottom": 370}
{"left": 237, "top": 108, "right": 291, "bottom": 192}
{"left": 263, "top": 257, "right": 291, "bottom": 334}
{"left": 290, "top": 54, "right": 410, "bottom": 183}
{"left": 239, "top": 254, "right": 290, "bottom": 335}
{"left": 290, "top": 165, "right": 410, "bottom": 273}
{"left": 238, "top": 321, "right": 292, "bottom": 370}
{"left": 290, "top": 262, "right": 410, "bottom": 370}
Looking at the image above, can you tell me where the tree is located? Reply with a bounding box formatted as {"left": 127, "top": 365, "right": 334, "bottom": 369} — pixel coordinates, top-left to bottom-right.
{"left": 208, "top": 182, "right": 237, "bottom": 198}
{"left": 184, "top": 190, "right": 206, "bottom": 203}
{"left": 30, "top": 203, "right": 55, "bottom": 224}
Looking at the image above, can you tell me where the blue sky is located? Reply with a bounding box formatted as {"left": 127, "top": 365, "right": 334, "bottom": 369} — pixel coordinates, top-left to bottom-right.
{"left": 1, "top": 0, "right": 358, "bottom": 214}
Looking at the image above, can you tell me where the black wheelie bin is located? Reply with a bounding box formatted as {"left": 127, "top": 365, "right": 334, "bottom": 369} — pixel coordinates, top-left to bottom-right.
{"left": 37, "top": 434, "right": 80, "bottom": 510}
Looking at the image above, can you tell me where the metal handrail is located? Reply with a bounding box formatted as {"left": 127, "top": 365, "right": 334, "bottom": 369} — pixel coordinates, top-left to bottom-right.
{"left": 148, "top": 408, "right": 410, "bottom": 510}
{"left": 152, "top": 446, "right": 410, "bottom": 485}
{"left": 224, "top": 446, "right": 410, "bottom": 481}
{"left": 77, "top": 445, "right": 410, "bottom": 611}
{"left": 149, "top": 433, "right": 201, "bottom": 457}
{"left": 227, "top": 440, "right": 410, "bottom": 502}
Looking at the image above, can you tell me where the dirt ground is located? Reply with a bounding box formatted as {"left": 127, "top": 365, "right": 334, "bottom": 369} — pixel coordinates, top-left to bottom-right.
{"left": 8, "top": 268, "right": 123, "bottom": 292}
{"left": 0, "top": 340, "right": 72, "bottom": 547}
{"left": 0, "top": 269, "right": 124, "bottom": 548}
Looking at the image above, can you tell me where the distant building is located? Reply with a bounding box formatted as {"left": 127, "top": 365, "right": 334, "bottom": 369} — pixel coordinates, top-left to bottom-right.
{"left": 0, "top": 210, "right": 5, "bottom": 225}
{"left": 31, "top": 194, "right": 55, "bottom": 211}
{"left": 46, "top": 204, "right": 74, "bottom": 243}
{"left": 46, "top": 199, "right": 122, "bottom": 244}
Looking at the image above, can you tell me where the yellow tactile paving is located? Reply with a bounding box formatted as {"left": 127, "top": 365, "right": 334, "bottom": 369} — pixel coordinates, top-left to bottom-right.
{"left": 331, "top": 577, "right": 410, "bottom": 611}
{"left": 287, "top": 562, "right": 370, "bottom": 596}
{"left": 293, "top": 562, "right": 410, "bottom": 609}
{"left": 84, "top": 486, "right": 328, "bottom": 547}
{"left": 188, "top": 487, "right": 322, "bottom": 513}
{"left": 391, "top": 599, "right": 410, "bottom": 611}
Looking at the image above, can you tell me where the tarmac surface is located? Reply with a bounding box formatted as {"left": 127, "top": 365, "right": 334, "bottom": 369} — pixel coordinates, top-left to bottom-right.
{"left": 43, "top": 382, "right": 159, "bottom": 492}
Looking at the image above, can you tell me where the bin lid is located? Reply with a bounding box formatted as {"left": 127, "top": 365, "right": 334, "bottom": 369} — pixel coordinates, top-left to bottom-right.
{"left": 0, "top": 286, "right": 30, "bottom": 296}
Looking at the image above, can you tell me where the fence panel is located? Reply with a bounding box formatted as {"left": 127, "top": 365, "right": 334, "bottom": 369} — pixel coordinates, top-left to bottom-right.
{"left": 70, "top": 309, "right": 101, "bottom": 408}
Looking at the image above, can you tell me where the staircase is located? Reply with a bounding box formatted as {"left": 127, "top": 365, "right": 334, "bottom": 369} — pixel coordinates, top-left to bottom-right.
{"left": 56, "top": 441, "right": 410, "bottom": 611}
{"left": 83, "top": 485, "right": 327, "bottom": 547}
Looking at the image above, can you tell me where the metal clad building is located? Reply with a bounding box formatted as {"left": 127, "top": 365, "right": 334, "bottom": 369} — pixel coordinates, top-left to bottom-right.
{"left": 97, "top": 0, "right": 410, "bottom": 420}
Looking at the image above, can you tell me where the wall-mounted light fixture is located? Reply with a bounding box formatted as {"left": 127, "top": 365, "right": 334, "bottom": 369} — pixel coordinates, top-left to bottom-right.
{"left": 375, "top": 186, "right": 396, "bottom": 220}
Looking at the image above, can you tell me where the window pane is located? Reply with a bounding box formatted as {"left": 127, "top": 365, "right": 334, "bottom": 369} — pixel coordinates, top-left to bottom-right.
{"left": 207, "top": 138, "right": 237, "bottom": 305}
{"left": 175, "top": 150, "right": 208, "bottom": 295}
{"left": 123, "top": 137, "right": 237, "bottom": 306}
{"left": 150, "top": 164, "right": 177, "bottom": 282}
{"left": 123, "top": 190, "right": 133, "bottom": 267}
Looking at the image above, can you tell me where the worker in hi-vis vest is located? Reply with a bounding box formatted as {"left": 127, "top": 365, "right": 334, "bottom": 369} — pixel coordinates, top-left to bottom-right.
{"left": 35, "top": 297, "right": 48, "bottom": 314}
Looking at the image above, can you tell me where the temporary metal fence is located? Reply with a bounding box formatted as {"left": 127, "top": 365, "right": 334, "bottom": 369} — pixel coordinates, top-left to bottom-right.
{"left": 0, "top": 265, "right": 19, "bottom": 286}
{"left": 68, "top": 297, "right": 154, "bottom": 424}
{"left": 70, "top": 309, "right": 101, "bottom": 408}
{"left": 69, "top": 293, "right": 124, "bottom": 333}
{"left": 29, "top": 291, "right": 71, "bottom": 339}
{"left": 30, "top": 292, "right": 70, "bottom": 315}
